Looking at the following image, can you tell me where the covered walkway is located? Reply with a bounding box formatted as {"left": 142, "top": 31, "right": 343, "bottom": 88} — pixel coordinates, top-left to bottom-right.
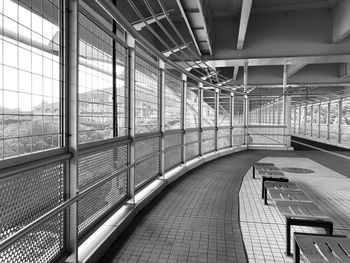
{"left": 100, "top": 145, "right": 350, "bottom": 262}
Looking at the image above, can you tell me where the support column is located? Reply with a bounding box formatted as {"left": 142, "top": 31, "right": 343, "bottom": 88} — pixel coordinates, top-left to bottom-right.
{"left": 283, "top": 65, "right": 291, "bottom": 147}
{"left": 230, "top": 92, "right": 234, "bottom": 147}
{"left": 327, "top": 100, "right": 331, "bottom": 140}
{"left": 311, "top": 104, "right": 314, "bottom": 136}
{"left": 244, "top": 63, "right": 249, "bottom": 145}
{"left": 181, "top": 74, "right": 187, "bottom": 163}
{"left": 127, "top": 34, "right": 136, "bottom": 204}
{"left": 339, "top": 98, "right": 342, "bottom": 143}
{"left": 64, "top": 0, "right": 79, "bottom": 261}
{"left": 318, "top": 103, "right": 321, "bottom": 138}
{"left": 159, "top": 60, "right": 165, "bottom": 179}
{"left": 198, "top": 83, "right": 203, "bottom": 156}
{"left": 215, "top": 88, "right": 220, "bottom": 151}
{"left": 298, "top": 105, "right": 301, "bottom": 134}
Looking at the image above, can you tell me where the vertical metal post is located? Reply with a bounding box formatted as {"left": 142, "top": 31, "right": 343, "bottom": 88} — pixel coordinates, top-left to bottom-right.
{"left": 64, "top": 0, "right": 79, "bottom": 261}
{"left": 112, "top": 0, "right": 118, "bottom": 137}
{"left": 243, "top": 63, "right": 248, "bottom": 145}
{"left": 283, "top": 65, "right": 291, "bottom": 146}
{"left": 318, "top": 103, "right": 321, "bottom": 138}
{"left": 182, "top": 74, "right": 187, "bottom": 163}
{"left": 298, "top": 105, "right": 301, "bottom": 135}
{"left": 127, "top": 34, "right": 136, "bottom": 204}
{"left": 310, "top": 104, "right": 314, "bottom": 137}
{"left": 230, "top": 92, "right": 234, "bottom": 147}
{"left": 159, "top": 60, "right": 165, "bottom": 179}
{"left": 215, "top": 88, "right": 220, "bottom": 151}
{"left": 327, "top": 100, "right": 331, "bottom": 140}
{"left": 338, "top": 98, "right": 342, "bottom": 143}
{"left": 198, "top": 83, "right": 203, "bottom": 156}
{"left": 304, "top": 101, "right": 307, "bottom": 136}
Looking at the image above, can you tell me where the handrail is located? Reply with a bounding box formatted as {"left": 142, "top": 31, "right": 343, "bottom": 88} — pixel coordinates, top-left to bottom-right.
{"left": 0, "top": 152, "right": 72, "bottom": 181}
{"left": 0, "top": 164, "right": 131, "bottom": 252}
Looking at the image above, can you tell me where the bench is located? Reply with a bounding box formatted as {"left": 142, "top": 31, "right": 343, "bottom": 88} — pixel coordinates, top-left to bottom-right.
{"left": 263, "top": 181, "right": 301, "bottom": 204}
{"left": 294, "top": 233, "right": 350, "bottom": 263}
{"left": 276, "top": 201, "right": 333, "bottom": 256}
{"left": 265, "top": 189, "right": 312, "bottom": 205}
{"left": 260, "top": 171, "right": 288, "bottom": 198}
{"left": 252, "top": 162, "right": 277, "bottom": 179}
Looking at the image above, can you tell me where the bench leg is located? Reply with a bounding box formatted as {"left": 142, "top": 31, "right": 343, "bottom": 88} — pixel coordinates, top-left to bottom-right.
{"left": 261, "top": 178, "right": 265, "bottom": 199}
{"left": 286, "top": 218, "right": 292, "bottom": 256}
{"left": 293, "top": 238, "right": 300, "bottom": 263}
{"left": 264, "top": 187, "right": 268, "bottom": 205}
{"left": 326, "top": 223, "right": 333, "bottom": 235}
{"left": 253, "top": 166, "right": 255, "bottom": 179}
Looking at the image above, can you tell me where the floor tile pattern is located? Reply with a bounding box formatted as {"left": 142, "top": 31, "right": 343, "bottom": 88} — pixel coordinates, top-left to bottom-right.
{"left": 240, "top": 157, "right": 350, "bottom": 263}
{"left": 100, "top": 152, "right": 261, "bottom": 262}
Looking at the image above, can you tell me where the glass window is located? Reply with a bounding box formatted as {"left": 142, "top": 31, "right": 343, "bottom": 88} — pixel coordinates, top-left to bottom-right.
{"left": 78, "top": 14, "right": 127, "bottom": 143}
{"left": 164, "top": 72, "right": 182, "bottom": 130}
{"left": 186, "top": 84, "right": 200, "bottom": 128}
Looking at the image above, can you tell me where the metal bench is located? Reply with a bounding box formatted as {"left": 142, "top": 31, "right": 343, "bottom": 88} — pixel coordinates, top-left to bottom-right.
{"left": 260, "top": 171, "right": 288, "bottom": 198}
{"left": 276, "top": 201, "right": 333, "bottom": 256}
{"left": 252, "top": 162, "right": 276, "bottom": 179}
{"left": 265, "top": 189, "right": 312, "bottom": 205}
{"left": 263, "top": 181, "right": 301, "bottom": 204}
{"left": 294, "top": 233, "right": 350, "bottom": 263}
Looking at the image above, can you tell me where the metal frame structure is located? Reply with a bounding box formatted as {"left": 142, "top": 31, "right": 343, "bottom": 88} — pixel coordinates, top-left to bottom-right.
{"left": 0, "top": 1, "right": 292, "bottom": 262}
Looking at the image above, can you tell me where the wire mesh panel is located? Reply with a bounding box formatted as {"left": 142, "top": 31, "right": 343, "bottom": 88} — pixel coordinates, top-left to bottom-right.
{"left": 202, "top": 89, "right": 216, "bottom": 128}
{"left": 164, "top": 72, "right": 182, "bottom": 130}
{"left": 78, "top": 14, "right": 128, "bottom": 143}
{"left": 0, "top": 0, "right": 64, "bottom": 159}
{"left": 78, "top": 144, "right": 128, "bottom": 236}
{"left": 0, "top": 161, "right": 65, "bottom": 262}
{"left": 341, "top": 98, "right": 350, "bottom": 146}
{"left": 186, "top": 85, "right": 200, "bottom": 128}
{"left": 320, "top": 102, "right": 328, "bottom": 139}
{"left": 249, "top": 97, "right": 284, "bottom": 125}
{"left": 135, "top": 56, "right": 159, "bottom": 134}
{"left": 217, "top": 128, "right": 230, "bottom": 149}
{"left": 233, "top": 96, "right": 244, "bottom": 125}
{"left": 135, "top": 155, "right": 160, "bottom": 189}
{"left": 218, "top": 94, "right": 231, "bottom": 127}
{"left": 232, "top": 127, "right": 245, "bottom": 146}
{"left": 329, "top": 100, "right": 339, "bottom": 142}
{"left": 248, "top": 127, "right": 285, "bottom": 145}
{"left": 164, "top": 133, "right": 182, "bottom": 171}
{"left": 202, "top": 129, "right": 215, "bottom": 154}
{"left": 135, "top": 136, "right": 160, "bottom": 189}
{"left": 185, "top": 131, "right": 199, "bottom": 160}
{"left": 306, "top": 105, "right": 312, "bottom": 136}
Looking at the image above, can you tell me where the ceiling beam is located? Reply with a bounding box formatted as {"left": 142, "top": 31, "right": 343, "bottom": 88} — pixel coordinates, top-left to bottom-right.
{"left": 196, "top": 0, "right": 213, "bottom": 55}
{"left": 233, "top": 66, "right": 239, "bottom": 80}
{"left": 340, "top": 63, "right": 350, "bottom": 78}
{"left": 333, "top": 0, "right": 350, "bottom": 43}
{"left": 252, "top": 2, "right": 328, "bottom": 14}
{"left": 175, "top": 0, "right": 202, "bottom": 55}
{"left": 181, "top": 54, "right": 350, "bottom": 69}
{"left": 132, "top": 11, "right": 172, "bottom": 31}
{"left": 237, "top": 0, "right": 252, "bottom": 50}
{"left": 162, "top": 43, "right": 189, "bottom": 57}
{"left": 287, "top": 64, "right": 307, "bottom": 77}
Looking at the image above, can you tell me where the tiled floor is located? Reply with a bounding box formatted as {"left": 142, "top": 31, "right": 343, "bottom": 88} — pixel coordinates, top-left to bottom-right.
{"left": 100, "top": 148, "right": 350, "bottom": 263}
{"left": 240, "top": 157, "right": 350, "bottom": 263}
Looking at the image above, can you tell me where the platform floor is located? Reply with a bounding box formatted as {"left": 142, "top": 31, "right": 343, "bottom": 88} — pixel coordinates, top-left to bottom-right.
{"left": 100, "top": 148, "right": 350, "bottom": 263}
{"left": 240, "top": 157, "right": 350, "bottom": 263}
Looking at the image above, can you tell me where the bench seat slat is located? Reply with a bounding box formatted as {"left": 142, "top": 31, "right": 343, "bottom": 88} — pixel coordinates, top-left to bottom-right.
{"left": 295, "top": 234, "right": 350, "bottom": 263}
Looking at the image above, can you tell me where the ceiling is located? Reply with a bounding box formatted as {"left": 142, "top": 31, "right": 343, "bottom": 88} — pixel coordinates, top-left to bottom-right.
{"left": 92, "top": 0, "right": 350, "bottom": 104}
